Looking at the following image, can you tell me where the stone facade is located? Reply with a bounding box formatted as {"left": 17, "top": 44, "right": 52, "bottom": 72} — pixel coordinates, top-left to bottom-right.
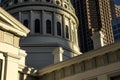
{"left": 0, "top": 7, "right": 30, "bottom": 80}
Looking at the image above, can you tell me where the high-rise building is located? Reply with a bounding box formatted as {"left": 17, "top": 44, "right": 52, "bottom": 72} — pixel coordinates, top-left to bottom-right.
{"left": 1, "top": 0, "right": 81, "bottom": 69}
{"left": 71, "top": 0, "right": 116, "bottom": 52}
{"left": 115, "top": 5, "right": 120, "bottom": 17}
{"left": 112, "top": 17, "right": 120, "bottom": 42}
{"left": 70, "top": 0, "right": 93, "bottom": 52}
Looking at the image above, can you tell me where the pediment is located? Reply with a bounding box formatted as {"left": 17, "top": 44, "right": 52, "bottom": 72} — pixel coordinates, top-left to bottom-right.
{"left": 0, "top": 7, "right": 30, "bottom": 37}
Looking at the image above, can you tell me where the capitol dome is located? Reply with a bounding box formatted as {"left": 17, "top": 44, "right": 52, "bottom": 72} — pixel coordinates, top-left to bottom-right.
{"left": 1, "top": 0, "right": 80, "bottom": 69}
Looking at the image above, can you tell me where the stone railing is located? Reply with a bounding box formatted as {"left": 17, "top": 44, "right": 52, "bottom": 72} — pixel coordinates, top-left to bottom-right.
{"left": 38, "top": 41, "right": 120, "bottom": 80}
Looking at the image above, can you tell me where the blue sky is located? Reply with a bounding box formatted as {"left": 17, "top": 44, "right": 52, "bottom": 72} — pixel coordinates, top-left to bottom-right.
{"left": 114, "top": 0, "right": 120, "bottom": 5}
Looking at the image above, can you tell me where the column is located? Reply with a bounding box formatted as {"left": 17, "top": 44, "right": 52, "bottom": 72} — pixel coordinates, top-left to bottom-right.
{"left": 91, "top": 31, "right": 104, "bottom": 49}
{"left": 19, "top": 12, "right": 22, "bottom": 22}
{"left": 62, "top": 15, "right": 65, "bottom": 38}
{"left": 52, "top": 47, "right": 64, "bottom": 64}
{"left": 42, "top": 10, "right": 46, "bottom": 34}
{"left": 4, "top": 54, "right": 19, "bottom": 80}
{"left": 30, "top": 10, "right": 34, "bottom": 34}
{"left": 53, "top": 12, "right": 55, "bottom": 36}
{"left": 69, "top": 19, "right": 72, "bottom": 41}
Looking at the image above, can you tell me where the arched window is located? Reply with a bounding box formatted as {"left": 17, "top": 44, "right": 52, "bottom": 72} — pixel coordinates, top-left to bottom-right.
{"left": 46, "top": 20, "right": 52, "bottom": 34}
{"left": 23, "top": 19, "right": 29, "bottom": 28}
{"left": 57, "top": 22, "right": 61, "bottom": 36}
{"left": 35, "top": 19, "right": 40, "bottom": 33}
{"left": 65, "top": 25, "right": 69, "bottom": 39}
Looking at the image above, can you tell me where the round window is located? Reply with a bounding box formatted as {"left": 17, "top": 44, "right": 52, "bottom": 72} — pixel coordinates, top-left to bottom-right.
{"left": 64, "top": 4, "right": 67, "bottom": 8}
{"left": 56, "top": 0, "right": 60, "bottom": 4}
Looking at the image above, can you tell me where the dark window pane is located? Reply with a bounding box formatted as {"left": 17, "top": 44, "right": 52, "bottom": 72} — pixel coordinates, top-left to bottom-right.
{"left": 118, "top": 29, "right": 120, "bottom": 32}
{"left": 112, "top": 25, "right": 116, "bottom": 30}
{"left": 117, "top": 24, "right": 120, "bottom": 28}
{"left": 35, "top": 19, "right": 40, "bottom": 33}
{"left": 46, "top": 20, "right": 52, "bottom": 34}
{"left": 23, "top": 19, "right": 29, "bottom": 28}
{"left": 66, "top": 25, "right": 69, "bottom": 39}
{"left": 57, "top": 22, "right": 61, "bottom": 36}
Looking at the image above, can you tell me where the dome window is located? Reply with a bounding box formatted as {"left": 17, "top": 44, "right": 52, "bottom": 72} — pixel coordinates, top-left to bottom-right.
{"left": 23, "top": 19, "right": 29, "bottom": 28}
{"left": 65, "top": 25, "right": 69, "bottom": 39}
{"left": 56, "top": 0, "right": 60, "bottom": 5}
{"left": 46, "top": 20, "right": 52, "bottom": 34}
{"left": 64, "top": 4, "right": 67, "bottom": 8}
{"left": 57, "top": 22, "right": 61, "bottom": 36}
{"left": 35, "top": 19, "right": 41, "bottom": 33}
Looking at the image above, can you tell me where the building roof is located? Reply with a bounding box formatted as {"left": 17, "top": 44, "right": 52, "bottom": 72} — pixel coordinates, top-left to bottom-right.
{"left": 0, "top": 7, "right": 30, "bottom": 37}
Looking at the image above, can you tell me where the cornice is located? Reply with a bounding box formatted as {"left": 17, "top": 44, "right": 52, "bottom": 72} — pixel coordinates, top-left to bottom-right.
{"left": 4, "top": 3, "right": 79, "bottom": 27}
{"left": 0, "top": 7, "right": 30, "bottom": 37}
{"left": 0, "top": 20, "right": 27, "bottom": 37}
{"left": 38, "top": 41, "right": 120, "bottom": 75}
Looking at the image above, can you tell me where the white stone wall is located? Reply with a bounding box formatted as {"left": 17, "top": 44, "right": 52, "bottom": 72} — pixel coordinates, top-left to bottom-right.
{"left": 0, "top": 7, "right": 29, "bottom": 80}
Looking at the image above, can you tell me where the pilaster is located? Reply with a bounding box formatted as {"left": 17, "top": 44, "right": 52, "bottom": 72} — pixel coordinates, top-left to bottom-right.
{"left": 91, "top": 31, "right": 104, "bottom": 49}
{"left": 53, "top": 47, "right": 64, "bottom": 64}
